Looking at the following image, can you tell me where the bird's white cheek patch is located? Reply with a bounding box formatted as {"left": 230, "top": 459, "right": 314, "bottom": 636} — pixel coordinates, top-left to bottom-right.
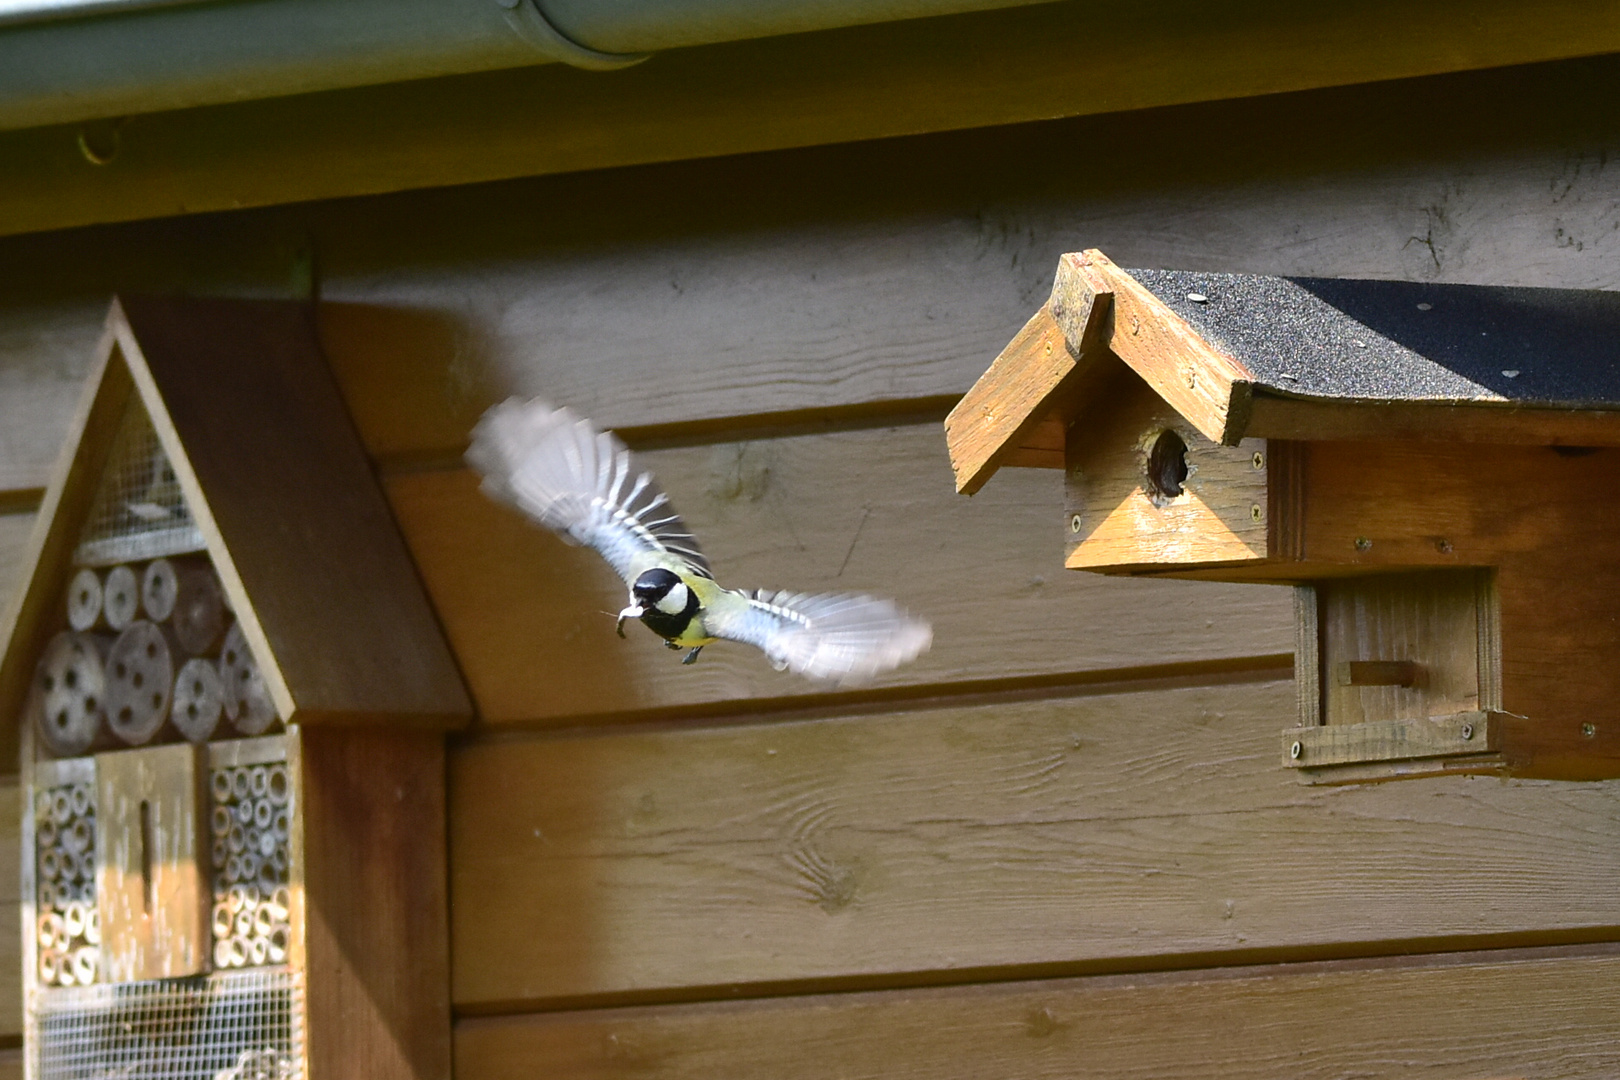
{"left": 655, "top": 582, "right": 690, "bottom": 615}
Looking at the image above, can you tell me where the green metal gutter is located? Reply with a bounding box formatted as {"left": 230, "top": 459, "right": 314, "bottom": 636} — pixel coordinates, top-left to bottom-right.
{"left": 0, "top": 0, "right": 1058, "bottom": 131}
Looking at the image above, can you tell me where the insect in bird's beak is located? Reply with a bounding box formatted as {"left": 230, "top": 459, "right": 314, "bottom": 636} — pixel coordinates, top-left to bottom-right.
{"left": 615, "top": 604, "right": 645, "bottom": 638}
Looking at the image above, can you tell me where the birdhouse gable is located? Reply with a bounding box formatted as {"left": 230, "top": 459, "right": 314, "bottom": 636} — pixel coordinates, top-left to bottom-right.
{"left": 0, "top": 295, "right": 470, "bottom": 755}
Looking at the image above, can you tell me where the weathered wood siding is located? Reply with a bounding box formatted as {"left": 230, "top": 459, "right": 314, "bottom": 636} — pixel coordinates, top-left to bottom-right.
{"left": 1, "top": 56, "right": 1619, "bottom": 1074}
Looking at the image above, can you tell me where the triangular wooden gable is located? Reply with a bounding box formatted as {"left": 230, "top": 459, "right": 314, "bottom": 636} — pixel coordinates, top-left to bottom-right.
{"left": 0, "top": 296, "right": 469, "bottom": 764}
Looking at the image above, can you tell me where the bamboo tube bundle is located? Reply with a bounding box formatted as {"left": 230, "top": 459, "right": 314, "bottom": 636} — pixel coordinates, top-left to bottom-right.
{"left": 66, "top": 569, "right": 104, "bottom": 631}
{"left": 36, "top": 912, "right": 65, "bottom": 953}
{"left": 208, "top": 764, "right": 294, "bottom": 968}
{"left": 171, "top": 657, "right": 224, "bottom": 742}
{"left": 267, "top": 764, "right": 289, "bottom": 806}
{"left": 104, "top": 621, "right": 174, "bottom": 745}
{"left": 70, "top": 946, "right": 99, "bottom": 986}
{"left": 34, "top": 781, "right": 100, "bottom": 984}
{"left": 62, "top": 902, "right": 88, "bottom": 941}
{"left": 101, "top": 565, "right": 139, "bottom": 631}
{"left": 32, "top": 632, "right": 109, "bottom": 756}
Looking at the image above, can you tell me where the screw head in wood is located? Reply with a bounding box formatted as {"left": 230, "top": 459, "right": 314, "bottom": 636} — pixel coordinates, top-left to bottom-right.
{"left": 1289, "top": 741, "right": 1302, "bottom": 760}
{"left": 1251, "top": 452, "right": 1263, "bottom": 469}
{"left": 1582, "top": 723, "right": 1597, "bottom": 738}
{"left": 1354, "top": 537, "right": 1372, "bottom": 552}
{"left": 1069, "top": 514, "right": 1082, "bottom": 534}
{"left": 1460, "top": 723, "right": 1473, "bottom": 741}
{"left": 1250, "top": 504, "right": 1262, "bottom": 523}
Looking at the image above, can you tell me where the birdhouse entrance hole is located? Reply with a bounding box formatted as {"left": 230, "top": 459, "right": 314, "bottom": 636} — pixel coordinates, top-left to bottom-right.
{"left": 1146, "top": 429, "right": 1188, "bottom": 501}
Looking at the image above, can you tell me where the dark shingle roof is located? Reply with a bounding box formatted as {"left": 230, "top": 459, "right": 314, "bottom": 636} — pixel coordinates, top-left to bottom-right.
{"left": 1130, "top": 270, "right": 1620, "bottom": 409}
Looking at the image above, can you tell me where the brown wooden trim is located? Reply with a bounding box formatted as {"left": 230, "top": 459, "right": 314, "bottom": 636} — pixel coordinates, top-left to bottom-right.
{"left": 1246, "top": 394, "right": 1620, "bottom": 447}
{"left": 300, "top": 727, "right": 452, "bottom": 1080}
{"left": 1080, "top": 251, "right": 1255, "bottom": 446}
{"left": 944, "top": 254, "right": 1113, "bottom": 495}
{"left": 7, "top": 0, "right": 1620, "bottom": 238}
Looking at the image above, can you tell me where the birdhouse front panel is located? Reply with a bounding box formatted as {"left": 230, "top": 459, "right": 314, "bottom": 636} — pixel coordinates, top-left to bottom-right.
{"left": 1064, "top": 373, "right": 1272, "bottom": 573}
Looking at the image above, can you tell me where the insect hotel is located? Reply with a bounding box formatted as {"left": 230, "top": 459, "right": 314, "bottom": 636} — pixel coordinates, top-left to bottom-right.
{"left": 0, "top": 298, "right": 470, "bottom": 1079}
{"left": 947, "top": 249, "right": 1620, "bottom": 784}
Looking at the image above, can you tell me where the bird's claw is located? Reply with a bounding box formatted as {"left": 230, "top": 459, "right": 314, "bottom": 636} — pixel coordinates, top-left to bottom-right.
{"left": 682, "top": 646, "right": 704, "bottom": 665}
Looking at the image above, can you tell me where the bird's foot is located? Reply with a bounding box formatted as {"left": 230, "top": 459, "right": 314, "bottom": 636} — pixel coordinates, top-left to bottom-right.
{"left": 664, "top": 640, "right": 683, "bottom": 651}
{"left": 682, "top": 646, "right": 704, "bottom": 665}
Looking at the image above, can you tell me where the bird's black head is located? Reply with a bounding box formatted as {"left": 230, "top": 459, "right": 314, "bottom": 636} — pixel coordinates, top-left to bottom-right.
{"left": 633, "top": 568, "right": 682, "bottom": 606}
{"left": 630, "top": 568, "right": 700, "bottom": 639}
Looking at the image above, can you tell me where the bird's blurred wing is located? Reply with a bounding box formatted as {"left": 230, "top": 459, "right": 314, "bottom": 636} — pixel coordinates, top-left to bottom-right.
{"left": 466, "top": 398, "right": 711, "bottom": 583}
{"left": 706, "top": 589, "right": 931, "bottom": 684}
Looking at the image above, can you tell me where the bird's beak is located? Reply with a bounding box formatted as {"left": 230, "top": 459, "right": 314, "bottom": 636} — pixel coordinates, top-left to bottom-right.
{"left": 615, "top": 604, "right": 645, "bottom": 638}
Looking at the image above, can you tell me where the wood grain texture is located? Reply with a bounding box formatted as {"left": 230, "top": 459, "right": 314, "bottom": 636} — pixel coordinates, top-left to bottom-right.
{"left": 1247, "top": 394, "right": 1620, "bottom": 447}
{"left": 388, "top": 423, "right": 1293, "bottom": 723}
{"left": 1287, "top": 712, "right": 1500, "bottom": 771}
{"left": 94, "top": 743, "right": 208, "bottom": 981}
{"left": 298, "top": 727, "right": 452, "bottom": 1080}
{"left": 6, "top": 0, "right": 1620, "bottom": 238}
{"left": 0, "top": 514, "right": 35, "bottom": 625}
{"left": 448, "top": 678, "right": 1620, "bottom": 1008}
{"left": 1319, "top": 571, "right": 1486, "bottom": 727}
{"left": 943, "top": 307, "right": 1073, "bottom": 495}
{"left": 115, "top": 297, "right": 471, "bottom": 727}
{"left": 1298, "top": 441, "right": 1620, "bottom": 770}
{"left": 4, "top": 60, "right": 1620, "bottom": 494}
{"left": 1075, "top": 251, "right": 1254, "bottom": 445}
{"left": 1064, "top": 374, "right": 1269, "bottom": 572}
{"left": 944, "top": 255, "right": 1113, "bottom": 494}
{"left": 454, "top": 946, "right": 1620, "bottom": 1080}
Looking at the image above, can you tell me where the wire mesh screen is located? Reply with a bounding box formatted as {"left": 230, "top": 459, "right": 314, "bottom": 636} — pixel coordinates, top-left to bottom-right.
{"left": 75, "top": 398, "right": 205, "bottom": 567}
{"left": 34, "top": 967, "right": 303, "bottom": 1080}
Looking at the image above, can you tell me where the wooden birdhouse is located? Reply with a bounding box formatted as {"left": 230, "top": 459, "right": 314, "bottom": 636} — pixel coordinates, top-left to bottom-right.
{"left": 0, "top": 297, "right": 471, "bottom": 1079}
{"left": 947, "top": 249, "right": 1620, "bottom": 783}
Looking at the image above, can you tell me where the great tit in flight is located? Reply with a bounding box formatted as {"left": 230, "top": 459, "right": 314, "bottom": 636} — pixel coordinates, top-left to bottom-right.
{"left": 467, "top": 398, "right": 932, "bottom": 684}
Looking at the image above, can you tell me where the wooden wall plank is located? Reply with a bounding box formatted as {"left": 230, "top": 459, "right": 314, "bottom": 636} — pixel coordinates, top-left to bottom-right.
{"left": 0, "top": 514, "right": 34, "bottom": 624}
{"left": 2, "top": 59, "right": 1620, "bottom": 493}
{"left": 454, "top": 946, "right": 1620, "bottom": 1080}
{"left": 447, "top": 679, "right": 1620, "bottom": 1009}
{"left": 390, "top": 425, "right": 1294, "bottom": 722}
{"left": 5, "top": 0, "right": 1620, "bottom": 238}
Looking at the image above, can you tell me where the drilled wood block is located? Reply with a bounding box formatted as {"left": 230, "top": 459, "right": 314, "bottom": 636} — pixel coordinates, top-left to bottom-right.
{"left": 94, "top": 742, "right": 207, "bottom": 981}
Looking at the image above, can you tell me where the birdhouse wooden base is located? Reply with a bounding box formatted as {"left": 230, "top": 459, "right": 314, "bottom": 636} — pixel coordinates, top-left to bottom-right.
{"left": 948, "top": 249, "right": 1620, "bottom": 784}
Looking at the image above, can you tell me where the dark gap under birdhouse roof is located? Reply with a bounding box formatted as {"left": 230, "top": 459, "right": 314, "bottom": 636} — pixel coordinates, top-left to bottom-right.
{"left": 1132, "top": 270, "right": 1620, "bottom": 408}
